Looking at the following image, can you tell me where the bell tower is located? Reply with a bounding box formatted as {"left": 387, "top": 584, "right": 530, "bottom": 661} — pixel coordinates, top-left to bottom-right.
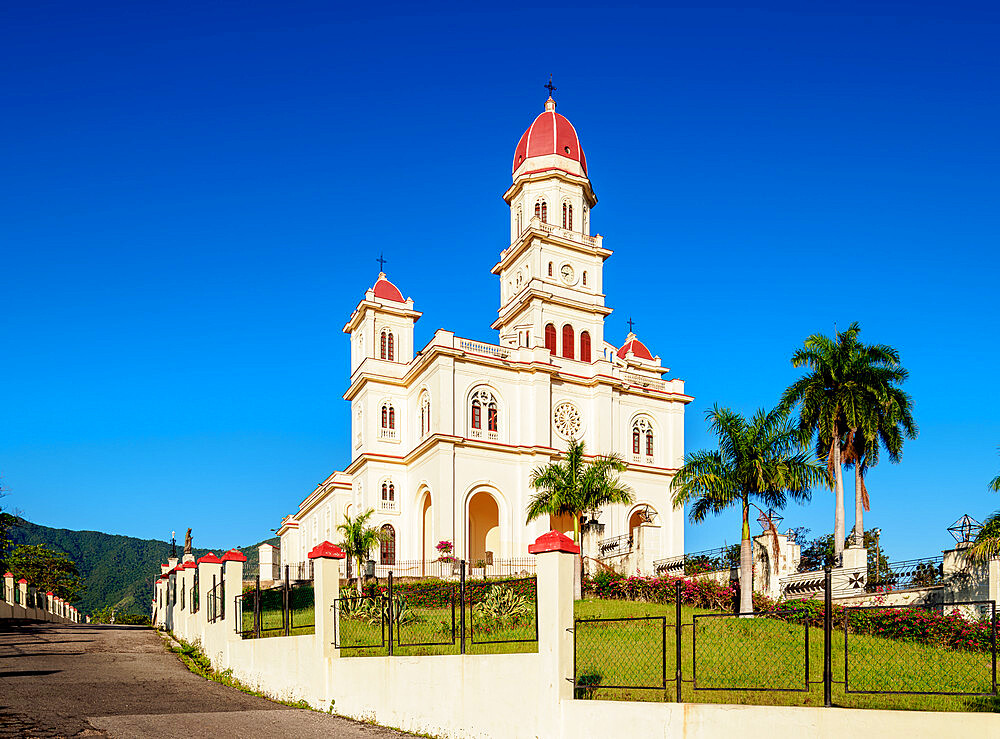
{"left": 492, "top": 92, "right": 612, "bottom": 363}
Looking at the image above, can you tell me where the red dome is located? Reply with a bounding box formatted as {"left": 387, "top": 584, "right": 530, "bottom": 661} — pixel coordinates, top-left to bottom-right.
{"left": 617, "top": 334, "right": 654, "bottom": 361}
{"left": 372, "top": 273, "right": 405, "bottom": 303}
{"left": 512, "top": 98, "right": 587, "bottom": 177}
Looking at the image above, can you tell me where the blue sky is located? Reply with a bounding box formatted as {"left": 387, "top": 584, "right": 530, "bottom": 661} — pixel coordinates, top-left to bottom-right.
{"left": 1, "top": 2, "right": 998, "bottom": 561}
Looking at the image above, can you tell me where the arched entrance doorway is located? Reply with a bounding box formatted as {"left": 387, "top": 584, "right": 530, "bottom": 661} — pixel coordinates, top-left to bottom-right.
{"left": 468, "top": 491, "right": 500, "bottom": 565}
{"left": 380, "top": 524, "right": 396, "bottom": 565}
{"left": 421, "top": 491, "right": 433, "bottom": 562}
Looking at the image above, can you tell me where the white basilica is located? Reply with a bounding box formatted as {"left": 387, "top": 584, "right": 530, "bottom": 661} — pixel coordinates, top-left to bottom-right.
{"left": 277, "top": 94, "right": 693, "bottom": 572}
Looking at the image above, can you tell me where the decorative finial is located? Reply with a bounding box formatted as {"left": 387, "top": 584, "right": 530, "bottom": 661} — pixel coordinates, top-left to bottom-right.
{"left": 376, "top": 253, "right": 387, "bottom": 273}
{"left": 626, "top": 317, "right": 635, "bottom": 334}
{"left": 544, "top": 74, "right": 557, "bottom": 99}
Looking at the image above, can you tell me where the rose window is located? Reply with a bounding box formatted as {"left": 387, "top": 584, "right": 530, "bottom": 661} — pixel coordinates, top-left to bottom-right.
{"left": 553, "top": 402, "right": 582, "bottom": 440}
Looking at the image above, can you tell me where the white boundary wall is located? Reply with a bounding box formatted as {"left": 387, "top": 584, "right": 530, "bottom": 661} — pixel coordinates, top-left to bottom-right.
{"left": 158, "top": 543, "right": 998, "bottom": 739}
{"left": 1, "top": 573, "right": 81, "bottom": 623}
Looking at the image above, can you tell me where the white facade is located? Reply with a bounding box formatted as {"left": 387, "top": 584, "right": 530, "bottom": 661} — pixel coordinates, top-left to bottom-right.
{"left": 278, "top": 96, "right": 693, "bottom": 569}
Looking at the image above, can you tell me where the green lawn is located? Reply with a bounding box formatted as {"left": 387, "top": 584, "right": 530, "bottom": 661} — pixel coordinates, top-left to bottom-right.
{"left": 575, "top": 598, "right": 998, "bottom": 713}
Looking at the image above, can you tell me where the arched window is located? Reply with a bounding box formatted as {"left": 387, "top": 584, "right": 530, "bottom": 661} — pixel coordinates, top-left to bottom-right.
{"left": 535, "top": 199, "right": 547, "bottom": 223}
{"left": 562, "top": 202, "right": 573, "bottom": 230}
{"left": 515, "top": 207, "right": 522, "bottom": 235}
{"left": 547, "top": 261, "right": 553, "bottom": 277}
{"left": 380, "top": 524, "right": 396, "bottom": 564}
{"left": 632, "top": 417, "right": 654, "bottom": 461}
{"left": 470, "top": 387, "right": 499, "bottom": 438}
{"left": 380, "top": 403, "right": 396, "bottom": 439}
{"left": 562, "top": 324, "right": 574, "bottom": 360}
{"left": 487, "top": 401, "right": 498, "bottom": 432}
{"left": 544, "top": 323, "right": 557, "bottom": 355}
{"left": 380, "top": 331, "right": 387, "bottom": 359}
{"left": 387, "top": 332, "right": 395, "bottom": 362}
{"left": 580, "top": 331, "right": 591, "bottom": 363}
{"left": 379, "top": 481, "right": 397, "bottom": 513}
{"left": 419, "top": 391, "right": 431, "bottom": 437}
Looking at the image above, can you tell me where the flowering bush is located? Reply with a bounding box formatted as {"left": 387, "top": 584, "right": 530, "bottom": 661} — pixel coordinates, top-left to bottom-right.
{"left": 362, "top": 576, "right": 536, "bottom": 610}
{"left": 585, "top": 570, "right": 735, "bottom": 612}
{"left": 435, "top": 540, "right": 455, "bottom": 563}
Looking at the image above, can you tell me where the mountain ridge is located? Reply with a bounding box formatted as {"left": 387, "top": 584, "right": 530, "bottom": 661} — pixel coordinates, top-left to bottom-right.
{"left": 8, "top": 518, "right": 278, "bottom": 616}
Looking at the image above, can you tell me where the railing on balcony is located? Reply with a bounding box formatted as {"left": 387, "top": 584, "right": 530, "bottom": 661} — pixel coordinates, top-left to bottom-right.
{"left": 631, "top": 453, "right": 655, "bottom": 465}
{"left": 470, "top": 428, "right": 500, "bottom": 441}
{"left": 378, "top": 427, "right": 398, "bottom": 441}
{"left": 458, "top": 338, "right": 510, "bottom": 359}
{"left": 654, "top": 544, "right": 741, "bottom": 577}
{"left": 598, "top": 533, "right": 633, "bottom": 559}
{"left": 380, "top": 497, "right": 398, "bottom": 513}
{"left": 533, "top": 219, "right": 600, "bottom": 248}
{"left": 867, "top": 556, "right": 945, "bottom": 592}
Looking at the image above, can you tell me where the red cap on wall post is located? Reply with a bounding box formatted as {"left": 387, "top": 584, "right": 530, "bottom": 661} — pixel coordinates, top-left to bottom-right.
{"left": 528, "top": 530, "right": 581, "bottom": 555}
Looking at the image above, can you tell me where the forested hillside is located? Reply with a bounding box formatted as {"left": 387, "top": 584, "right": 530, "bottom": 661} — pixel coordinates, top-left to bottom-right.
{"left": 9, "top": 518, "right": 278, "bottom": 616}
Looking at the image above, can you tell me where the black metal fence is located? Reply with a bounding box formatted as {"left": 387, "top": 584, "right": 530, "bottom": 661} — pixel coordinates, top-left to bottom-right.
{"left": 598, "top": 534, "right": 633, "bottom": 558}
{"left": 653, "top": 544, "right": 742, "bottom": 577}
{"left": 206, "top": 578, "right": 224, "bottom": 624}
{"left": 236, "top": 567, "right": 316, "bottom": 639}
{"left": 844, "top": 600, "right": 997, "bottom": 696}
{"left": 866, "top": 556, "right": 945, "bottom": 592}
{"left": 575, "top": 571, "right": 999, "bottom": 704}
{"left": 334, "top": 563, "right": 537, "bottom": 655}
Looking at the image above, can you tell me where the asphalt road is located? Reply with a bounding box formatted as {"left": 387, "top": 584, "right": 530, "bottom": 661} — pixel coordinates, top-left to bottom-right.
{"left": 0, "top": 621, "right": 415, "bottom": 738}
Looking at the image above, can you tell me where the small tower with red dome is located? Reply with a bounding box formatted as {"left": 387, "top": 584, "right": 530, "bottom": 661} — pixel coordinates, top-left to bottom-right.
{"left": 342, "top": 271, "right": 421, "bottom": 374}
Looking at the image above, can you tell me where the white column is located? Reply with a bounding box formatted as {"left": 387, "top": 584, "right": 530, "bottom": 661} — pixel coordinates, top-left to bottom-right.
{"left": 309, "top": 541, "right": 345, "bottom": 659}
{"left": 197, "top": 554, "right": 224, "bottom": 638}
{"left": 3, "top": 572, "right": 13, "bottom": 606}
{"left": 221, "top": 550, "right": 246, "bottom": 637}
{"left": 529, "top": 529, "right": 577, "bottom": 737}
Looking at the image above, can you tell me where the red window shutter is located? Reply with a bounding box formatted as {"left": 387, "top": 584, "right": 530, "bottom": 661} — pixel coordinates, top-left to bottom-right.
{"left": 633, "top": 428, "right": 640, "bottom": 454}
{"left": 387, "top": 333, "right": 394, "bottom": 362}
{"left": 382, "top": 406, "right": 388, "bottom": 428}
{"left": 562, "top": 325, "right": 574, "bottom": 359}
{"left": 472, "top": 401, "right": 481, "bottom": 429}
{"left": 380, "top": 332, "right": 386, "bottom": 359}
{"left": 389, "top": 407, "right": 395, "bottom": 430}
{"left": 646, "top": 431, "right": 654, "bottom": 457}
{"left": 544, "top": 324, "right": 557, "bottom": 355}
{"left": 580, "top": 331, "right": 591, "bottom": 363}
{"left": 487, "top": 405, "right": 497, "bottom": 432}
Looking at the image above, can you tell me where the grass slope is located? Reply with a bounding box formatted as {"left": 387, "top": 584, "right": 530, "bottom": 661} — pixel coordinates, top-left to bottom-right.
{"left": 8, "top": 518, "right": 277, "bottom": 616}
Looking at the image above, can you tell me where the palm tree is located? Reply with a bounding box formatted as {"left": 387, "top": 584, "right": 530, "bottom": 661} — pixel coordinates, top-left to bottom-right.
{"left": 337, "top": 508, "right": 382, "bottom": 596}
{"left": 778, "top": 322, "right": 911, "bottom": 559}
{"left": 671, "top": 406, "right": 827, "bottom": 615}
{"left": 525, "top": 439, "right": 634, "bottom": 544}
{"left": 969, "top": 449, "right": 1000, "bottom": 563}
{"left": 842, "top": 381, "right": 917, "bottom": 546}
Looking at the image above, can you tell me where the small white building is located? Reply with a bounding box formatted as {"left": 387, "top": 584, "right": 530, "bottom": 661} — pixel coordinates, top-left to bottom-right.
{"left": 277, "top": 95, "right": 693, "bottom": 571}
